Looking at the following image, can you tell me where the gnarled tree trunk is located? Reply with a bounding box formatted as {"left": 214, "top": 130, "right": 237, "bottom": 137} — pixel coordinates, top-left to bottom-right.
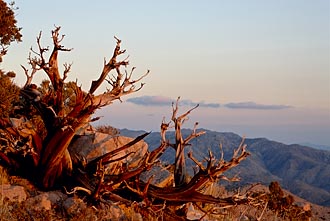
{"left": 18, "top": 27, "right": 148, "bottom": 188}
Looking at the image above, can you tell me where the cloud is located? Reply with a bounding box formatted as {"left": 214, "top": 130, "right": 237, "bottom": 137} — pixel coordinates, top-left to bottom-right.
{"left": 179, "top": 99, "right": 221, "bottom": 108}
{"left": 126, "top": 96, "right": 221, "bottom": 108}
{"left": 224, "top": 102, "right": 292, "bottom": 110}
{"left": 127, "top": 96, "right": 291, "bottom": 110}
{"left": 127, "top": 96, "right": 173, "bottom": 106}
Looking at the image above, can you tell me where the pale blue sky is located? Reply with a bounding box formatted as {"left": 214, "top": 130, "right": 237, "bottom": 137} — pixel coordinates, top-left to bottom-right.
{"left": 1, "top": 0, "right": 330, "bottom": 145}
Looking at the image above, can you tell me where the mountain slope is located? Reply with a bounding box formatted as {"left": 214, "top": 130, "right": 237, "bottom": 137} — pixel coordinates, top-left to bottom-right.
{"left": 119, "top": 128, "right": 330, "bottom": 206}
{"left": 244, "top": 138, "right": 330, "bottom": 206}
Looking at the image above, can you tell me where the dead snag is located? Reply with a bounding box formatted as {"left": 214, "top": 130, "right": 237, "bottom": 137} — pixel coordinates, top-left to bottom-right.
{"left": 169, "top": 97, "right": 205, "bottom": 187}
{"left": 17, "top": 26, "right": 148, "bottom": 188}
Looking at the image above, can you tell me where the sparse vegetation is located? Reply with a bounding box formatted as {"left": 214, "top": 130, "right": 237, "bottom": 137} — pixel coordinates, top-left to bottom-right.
{"left": 95, "top": 125, "right": 120, "bottom": 137}
{"left": 267, "top": 181, "right": 312, "bottom": 220}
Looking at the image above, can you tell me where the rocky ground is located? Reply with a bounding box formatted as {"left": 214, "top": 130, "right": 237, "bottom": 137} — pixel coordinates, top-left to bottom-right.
{"left": 1, "top": 166, "right": 330, "bottom": 221}
{"left": 0, "top": 173, "right": 144, "bottom": 220}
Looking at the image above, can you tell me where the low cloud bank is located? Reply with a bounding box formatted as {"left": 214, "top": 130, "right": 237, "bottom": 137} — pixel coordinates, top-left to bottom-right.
{"left": 127, "top": 96, "right": 173, "bottom": 106}
{"left": 126, "top": 96, "right": 220, "bottom": 108}
{"left": 127, "top": 96, "right": 291, "bottom": 110}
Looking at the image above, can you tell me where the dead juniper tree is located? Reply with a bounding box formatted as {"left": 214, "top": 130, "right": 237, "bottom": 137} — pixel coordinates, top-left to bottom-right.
{"left": 170, "top": 98, "right": 205, "bottom": 187}
{"left": 111, "top": 97, "right": 260, "bottom": 219}
{"left": 0, "top": 26, "right": 148, "bottom": 189}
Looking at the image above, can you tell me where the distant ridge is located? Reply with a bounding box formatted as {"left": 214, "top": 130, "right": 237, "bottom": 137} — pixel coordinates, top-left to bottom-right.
{"left": 119, "top": 128, "right": 330, "bottom": 206}
{"left": 299, "top": 142, "right": 330, "bottom": 151}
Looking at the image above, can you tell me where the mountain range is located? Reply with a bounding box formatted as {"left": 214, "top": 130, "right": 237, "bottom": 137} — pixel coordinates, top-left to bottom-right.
{"left": 119, "top": 128, "right": 330, "bottom": 206}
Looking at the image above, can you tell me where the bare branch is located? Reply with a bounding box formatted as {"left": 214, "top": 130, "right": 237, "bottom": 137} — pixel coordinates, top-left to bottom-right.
{"left": 64, "top": 186, "right": 92, "bottom": 195}
{"left": 257, "top": 201, "right": 268, "bottom": 221}
{"left": 89, "top": 36, "right": 128, "bottom": 94}
{"left": 170, "top": 98, "right": 202, "bottom": 187}
{"left": 160, "top": 117, "right": 170, "bottom": 143}
{"left": 91, "top": 68, "right": 148, "bottom": 107}
{"left": 171, "top": 97, "right": 180, "bottom": 120}
{"left": 125, "top": 175, "right": 154, "bottom": 203}
{"left": 127, "top": 69, "right": 150, "bottom": 85}
{"left": 172, "top": 98, "right": 199, "bottom": 123}
{"left": 234, "top": 136, "right": 246, "bottom": 158}
{"left": 21, "top": 65, "right": 34, "bottom": 88}
{"left": 188, "top": 151, "right": 205, "bottom": 171}
{"left": 127, "top": 67, "right": 136, "bottom": 79}
{"left": 183, "top": 123, "right": 205, "bottom": 146}
{"left": 30, "top": 31, "right": 49, "bottom": 67}
{"left": 51, "top": 26, "right": 72, "bottom": 52}
{"left": 63, "top": 62, "right": 72, "bottom": 80}
{"left": 86, "top": 132, "right": 150, "bottom": 170}
{"left": 219, "top": 143, "right": 224, "bottom": 164}
{"left": 92, "top": 160, "right": 105, "bottom": 199}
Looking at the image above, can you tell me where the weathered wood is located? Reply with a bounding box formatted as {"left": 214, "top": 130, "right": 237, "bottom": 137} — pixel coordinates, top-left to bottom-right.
{"left": 170, "top": 97, "right": 204, "bottom": 187}
{"left": 18, "top": 27, "right": 148, "bottom": 189}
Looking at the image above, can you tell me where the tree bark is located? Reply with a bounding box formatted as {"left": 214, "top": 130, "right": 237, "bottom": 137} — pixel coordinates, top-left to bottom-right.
{"left": 19, "top": 27, "right": 148, "bottom": 188}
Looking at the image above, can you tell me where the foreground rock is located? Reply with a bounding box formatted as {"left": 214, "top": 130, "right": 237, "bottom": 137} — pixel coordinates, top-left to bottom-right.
{"left": 69, "top": 132, "right": 148, "bottom": 174}
{"left": 0, "top": 184, "right": 27, "bottom": 203}
{"left": 24, "top": 191, "right": 67, "bottom": 211}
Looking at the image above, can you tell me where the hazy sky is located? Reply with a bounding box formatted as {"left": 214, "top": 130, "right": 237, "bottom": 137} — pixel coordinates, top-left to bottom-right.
{"left": 1, "top": 0, "right": 330, "bottom": 145}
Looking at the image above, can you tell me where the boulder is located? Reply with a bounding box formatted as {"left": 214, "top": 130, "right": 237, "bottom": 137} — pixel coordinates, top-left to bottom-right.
{"left": 63, "top": 197, "right": 128, "bottom": 220}
{"left": 99, "top": 203, "right": 128, "bottom": 221}
{"left": 0, "top": 184, "right": 27, "bottom": 203}
{"left": 24, "top": 191, "right": 67, "bottom": 211}
{"left": 69, "top": 132, "right": 148, "bottom": 174}
{"left": 63, "top": 197, "right": 87, "bottom": 217}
